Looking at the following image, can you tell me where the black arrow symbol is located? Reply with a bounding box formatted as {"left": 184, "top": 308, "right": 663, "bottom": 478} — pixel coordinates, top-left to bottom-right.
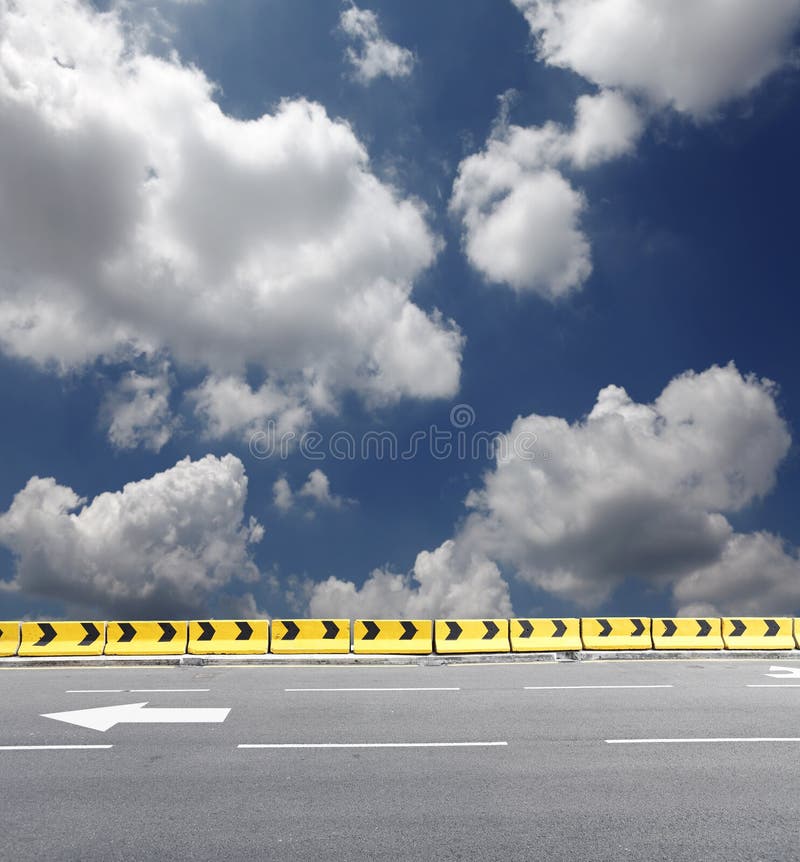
{"left": 0, "top": 626, "right": 3, "bottom": 639}
{"left": 322, "top": 620, "right": 339, "bottom": 639}
{"left": 362, "top": 620, "right": 380, "bottom": 640}
{"left": 159, "top": 622, "right": 177, "bottom": 642}
{"left": 445, "top": 621, "right": 462, "bottom": 640}
{"left": 483, "top": 620, "right": 499, "bottom": 639}
{"left": 280, "top": 620, "right": 300, "bottom": 640}
{"left": 518, "top": 620, "right": 534, "bottom": 638}
{"left": 35, "top": 623, "right": 56, "bottom": 647}
{"left": 730, "top": 619, "right": 746, "bottom": 637}
{"left": 235, "top": 621, "right": 253, "bottom": 640}
{"left": 399, "top": 621, "right": 417, "bottom": 640}
{"left": 598, "top": 618, "right": 612, "bottom": 637}
{"left": 765, "top": 619, "right": 780, "bottom": 637}
{"left": 198, "top": 621, "right": 215, "bottom": 641}
{"left": 696, "top": 619, "right": 712, "bottom": 637}
{"left": 118, "top": 622, "right": 136, "bottom": 643}
{"left": 661, "top": 619, "right": 677, "bottom": 637}
{"left": 79, "top": 622, "right": 100, "bottom": 646}
{"left": 552, "top": 619, "right": 567, "bottom": 638}
{"left": 631, "top": 618, "right": 645, "bottom": 637}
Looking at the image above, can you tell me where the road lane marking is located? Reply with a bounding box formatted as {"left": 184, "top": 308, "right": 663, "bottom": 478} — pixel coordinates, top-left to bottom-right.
{"left": 606, "top": 737, "right": 800, "bottom": 744}
{"left": 525, "top": 685, "right": 673, "bottom": 690}
{"left": 129, "top": 688, "right": 210, "bottom": 692}
{"left": 746, "top": 684, "right": 800, "bottom": 688}
{"left": 67, "top": 689, "right": 124, "bottom": 693}
{"left": 43, "top": 702, "right": 230, "bottom": 731}
{"left": 0, "top": 745, "right": 113, "bottom": 751}
{"left": 238, "top": 741, "right": 508, "bottom": 749}
{"left": 284, "top": 687, "right": 460, "bottom": 692}
{"left": 66, "top": 688, "right": 210, "bottom": 693}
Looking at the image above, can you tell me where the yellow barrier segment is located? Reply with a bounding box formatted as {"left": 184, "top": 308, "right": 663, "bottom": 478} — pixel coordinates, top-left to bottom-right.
{"left": 18, "top": 621, "right": 105, "bottom": 656}
{"left": 434, "top": 619, "right": 509, "bottom": 654}
{"left": 105, "top": 621, "right": 187, "bottom": 655}
{"left": 353, "top": 619, "right": 433, "bottom": 654}
{"left": 581, "top": 617, "right": 652, "bottom": 650}
{"left": 0, "top": 622, "right": 21, "bottom": 656}
{"left": 187, "top": 620, "right": 268, "bottom": 655}
{"left": 270, "top": 619, "right": 350, "bottom": 654}
{"left": 652, "top": 618, "right": 723, "bottom": 649}
{"left": 510, "top": 618, "right": 581, "bottom": 652}
{"left": 795, "top": 619, "right": 800, "bottom": 649}
{"left": 722, "top": 617, "right": 794, "bottom": 650}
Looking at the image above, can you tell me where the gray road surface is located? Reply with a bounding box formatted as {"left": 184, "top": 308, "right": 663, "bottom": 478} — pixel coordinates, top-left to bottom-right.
{"left": 2, "top": 659, "right": 800, "bottom": 861}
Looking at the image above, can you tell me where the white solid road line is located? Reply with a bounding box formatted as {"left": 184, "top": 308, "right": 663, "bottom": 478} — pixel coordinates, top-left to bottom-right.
{"left": 129, "top": 689, "right": 211, "bottom": 693}
{"left": 284, "top": 687, "right": 460, "bottom": 692}
{"left": 746, "top": 684, "right": 800, "bottom": 688}
{"left": 606, "top": 737, "right": 800, "bottom": 744}
{"left": 67, "top": 689, "right": 124, "bottom": 693}
{"left": 238, "top": 741, "right": 507, "bottom": 749}
{"left": 0, "top": 745, "right": 113, "bottom": 751}
{"left": 66, "top": 688, "right": 210, "bottom": 693}
{"left": 524, "top": 685, "right": 674, "bottom": 690}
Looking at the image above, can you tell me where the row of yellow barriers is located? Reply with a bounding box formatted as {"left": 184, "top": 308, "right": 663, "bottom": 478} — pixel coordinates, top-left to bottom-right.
{"left": 0, "top": 617, "right": 798, "bottom": 656}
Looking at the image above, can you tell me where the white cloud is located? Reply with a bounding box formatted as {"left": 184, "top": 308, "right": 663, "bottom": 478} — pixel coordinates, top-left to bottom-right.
{"left": 307, "top": 539, "right": 513, "bottom": 618}
{"left": 450, "top": 90, "right": 641, "bottom": 297}
{"left": 0, "top": 0, "right": 460, "bottom": 438}
{"left": 0, "top": 454, "right": 265, "bottom": 617}
{"left": 340, "top": 4, "right": 415, "bottom": 83}
{"left": 272, "top": 469, "right": 355, "bottom": 513}
{"left": 273, "top": 477, "right": 294, "bottom": 513}
{"left": 102, "top": 363, "right": 176, "bottom": 451}
{"left": 309, "top": 363, "right": 795, "bottom": 615}
{"left": 674, "top": 532, "right": 800, "bottom": 616}
{"left": 512, "top": 0, "right": 800, "bottom": 117}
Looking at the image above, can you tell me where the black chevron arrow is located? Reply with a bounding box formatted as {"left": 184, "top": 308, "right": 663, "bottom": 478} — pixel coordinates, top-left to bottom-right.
{"left": 281, "top": 620, "right": 300, "bottom": 640}
{"left": 235, "top": 621, "right": 253, "bottom": 640}
{"left": 631, "top": 618, "right": 645, "bottom": 637}
{"left": 696, "top": 619, "right": 712, "bottom": 637}
{"left": 765, "top": 618, "right": 780, "bottom": 637}
{"left": 483, "top": 620, "right": 499, "bottom": 639}
{"left": 445, "top": 621, "right": 462, "bottom": 640}
{"left": 399, "top": 621, "right": 417, "bottom": 640}
{"left": 35, "top": 623, "right": 56, "bottom": 647}
{"left": 322, "top": 620, "right": 339, "bottom": 639}
{"left": 159, "top": 622, "right": 177, "bottom": 642}
{"left": 552, "top": 619, "right": 567, "bottom": 638}
{"left": 118, "top": 622, "right": 136, "bottom": 643}
{"left": 598, "top": 618, "right": 612, "bottom": 637}
{"left": 0, "top": 626, "right": 3, "bottom": 639}
{"left": 198, "top": 621, "right": 215, "bottom": 641}
{"left": 362, "top": 620, "right": 380, "bottom": 640}
{"left": 730, "top": 619, "right": 746, "bottom": 637}
{"left": 661, "top": 619, "right": 677, "bottom": 637}
{"left": 518, "top": 619, "right": 534, "bottom": 638}
{"left": 79, "top": 622, "right": 100, "bottom": 646}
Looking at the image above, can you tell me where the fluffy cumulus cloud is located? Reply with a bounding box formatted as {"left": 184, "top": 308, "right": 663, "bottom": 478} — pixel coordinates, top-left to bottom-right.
{"left": 512, "top": 0, "right": 800, "bottom": 118}
{"left": 0, "top": 454, "right": 265, "bottom": 617}
{"left": 307, "top": 540, "right": 513, "bottom": 618}
{"left": 450, "top": 90, "right": 641, "bottom": 297}
{"left": 340, "top": 4, "right": 415, "bottom": 84}
{"left": 308, "top": 363, "right": 799, "bottom": 616}
{"left": 102, "top": 363, "right": 176, "bottom": 451}
{"left": 0, "top": 0, "right": 460, "bottom": 442}
{"left": 272, "top": 469, "right": 355, "bottom": 513}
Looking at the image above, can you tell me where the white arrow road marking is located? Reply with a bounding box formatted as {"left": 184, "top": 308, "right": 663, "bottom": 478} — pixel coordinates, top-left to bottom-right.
{"left": 766, "top": 665, "right": 800, "bottom": 679}
{"left": 41, "top": 702, "right": 230, "bottom": 732}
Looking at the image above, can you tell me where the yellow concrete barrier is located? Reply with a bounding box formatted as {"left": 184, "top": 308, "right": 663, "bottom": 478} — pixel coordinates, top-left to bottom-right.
{"left": 0, "top": 622, "right": 20, "bottom": 656}
{"left": 510, "top": 618, "right": 581, "bottom": 651}
{"left": 353, "top": 619, "right": 433, "bottom": 654}
{"left": 270, "top": 619, "right": 350, "bottom": 654}
{"left": 105, "top": 621, "right": 187, "bottom": 655}
{"left": 434, "top": 619, "right": 509, "bottom": 654}
{"left": 188, "top": 620, "right": 268, "bottom": 655}
{"left": 581, "top": 617, "right": 652, "bottom": 650}
{"left": 652, "top": 617, "right": 723, "bottom": 649}
{"left": 722, "top": 617, "right": 794, "bottom": 650}
{"left": 795, "top": 619, "right": 800, "bottom": 649}
{"left": 18, "top": 621, "right": 105, "bottom": 656}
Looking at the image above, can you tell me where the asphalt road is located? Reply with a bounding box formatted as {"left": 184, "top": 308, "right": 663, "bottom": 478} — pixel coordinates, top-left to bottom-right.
{"left": 2, "top": 659, "right": 800, "bottom": 861}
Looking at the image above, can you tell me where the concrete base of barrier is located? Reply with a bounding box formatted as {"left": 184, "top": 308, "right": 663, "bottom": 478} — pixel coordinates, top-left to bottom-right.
{"left": 3, "top": 649, "right": 800, "bottom": 667}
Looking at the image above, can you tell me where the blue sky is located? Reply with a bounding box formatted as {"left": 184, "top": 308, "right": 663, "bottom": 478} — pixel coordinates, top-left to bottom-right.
{"left": 1, "top": 0, "right": 799, "bottom": 622}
